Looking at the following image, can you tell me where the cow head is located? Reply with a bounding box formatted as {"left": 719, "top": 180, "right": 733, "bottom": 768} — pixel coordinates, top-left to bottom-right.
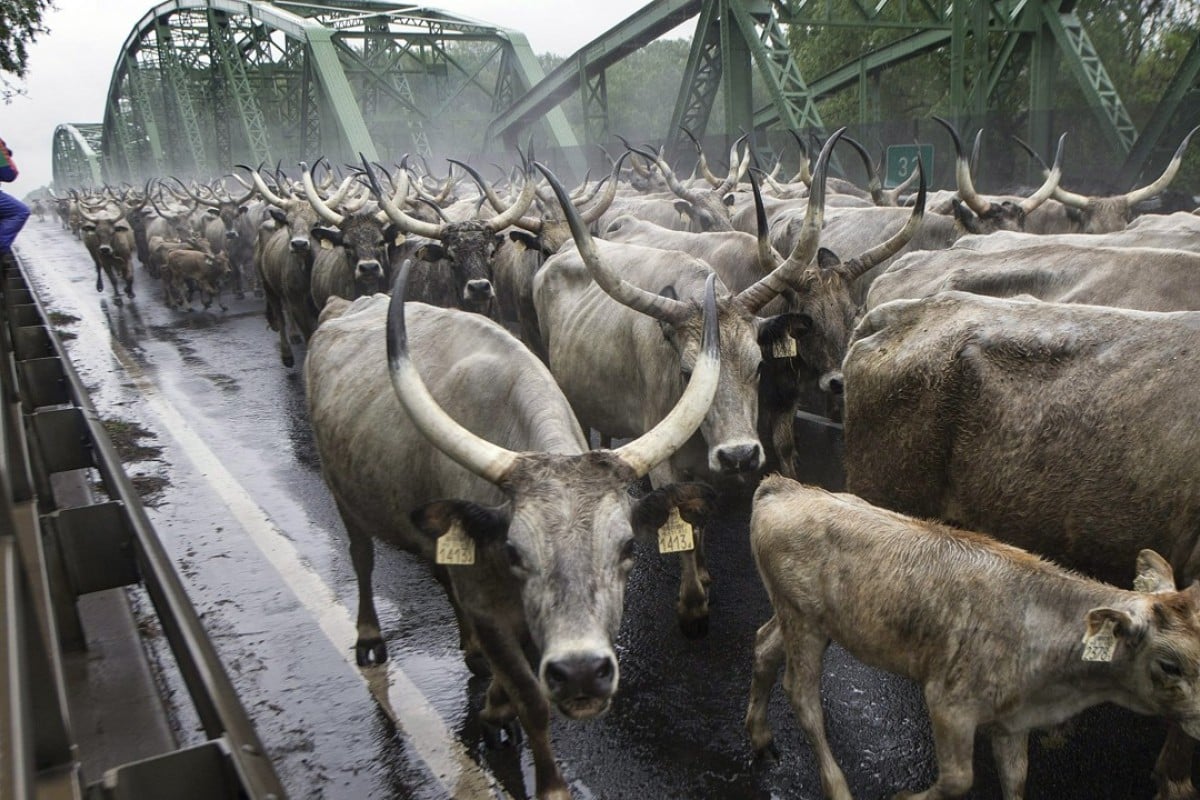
{"left": 364, "top": 156, "right": 536, "bottom": 315}
{"left": 1083, "top": 549, "right": 1200, "bottom": 738}
{"left": 389, "top": 259, "right": 722, "bottom": 717}
{"left": 80, "top": 210, "right": 134, "bottom": 261}
{"left": 623, "top": 135, "right": 749, "bottom": 232}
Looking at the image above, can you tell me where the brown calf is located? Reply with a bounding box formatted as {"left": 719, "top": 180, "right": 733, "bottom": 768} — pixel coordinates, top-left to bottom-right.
{"left": 746, "top": 476, "right": 1200, "bottom": 800}
{"left": 164, "top": 247, "right": 232, "bottom": 311}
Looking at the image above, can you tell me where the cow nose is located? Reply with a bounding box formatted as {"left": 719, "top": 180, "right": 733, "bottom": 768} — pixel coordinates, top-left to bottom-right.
{"left": 821, "top": 371, "right": 845, "bottom": 395}
{"left": 357, "top": 260, "right": 382, "bottom": 276}
{"left": 716, "top": 443, "right": 763, "bottom": 474}
{"left": 543, "top": 653, "right": 616, "bottom": 700}
{"left": 289, "top": 237, "right": 310, "bottom": 251}
{"left": 466, "top": 279, "right": 493, "bottom": 299}
{"left": 225, "top": 230, "right": 239, "bottom": 239}
{"left": 99, "top": 245, "right": 113, "bottom": 255}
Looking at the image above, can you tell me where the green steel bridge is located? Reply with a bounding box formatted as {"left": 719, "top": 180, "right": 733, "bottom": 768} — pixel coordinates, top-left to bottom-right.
{"left": 52, "top": 0, "right": 1200, "bottom": 190}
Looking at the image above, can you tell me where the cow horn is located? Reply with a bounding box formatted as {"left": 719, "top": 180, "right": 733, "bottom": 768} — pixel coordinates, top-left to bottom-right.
{"left": 535, "top": 161, "right": 690, "bottom": 325}
{"left": 682, "top": 127, "right": 723, "bottom": 188}
{"left": 737, "top": 127, "right": 843, "bottom": 313}
{"left": 363, "top": 155, "right": 445, "bottom": 240}
{"left": 301, "top": 162, "right": 345, "bottom": 226}
{"left": 238, "top": 165, "right": 293, "bottom": 209}
{"left": 579, "top": 151, "right": 630, "bottom": 225}
{"left": 788, "top": 130, "right": 812, "bottom": 185}
{"left": 934, "top": 116, "right": 991, "bottom": 216}
{"left": 614, "top": 274, "right": 722, "bottom": 478}
{"left": 387, "top": 259, "right": 520, "bottom": 484}
{"left": 1124, "top": 124, "right": 1200, "bottom": 206}
{"left": 1014, "top": 135, "right": 1092, "bottom": 210}
{"left": 716, "top": 134, "right": 750, "bottom": 195}
{"left": 450, "top": 158, "right": 542, "bottom": 233}
{"left": 627, "top": 143, "right": 700, "bottom": 204}
{"left": 842, "top": 158, "right": 926, "bottom": 282}
{"left": 483, "top": 168, "right": 537, "bottom": 232}
{"left": 1019, "top": 133, "right": 1066, "bottom": 214}
{"left": 841, "top": 135, "right": 883, "bottom": 205}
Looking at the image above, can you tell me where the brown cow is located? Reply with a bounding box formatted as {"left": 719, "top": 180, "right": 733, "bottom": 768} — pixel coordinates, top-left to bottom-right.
{"left": 746, "top": 476, "right": 1200, "bottom": 800}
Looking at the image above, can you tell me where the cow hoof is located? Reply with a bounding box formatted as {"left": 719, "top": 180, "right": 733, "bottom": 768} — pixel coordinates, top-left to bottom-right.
{"left": 481, "top": 718, "right": 522, "bottom": 749}
{"left": 678, "top": 612, "right": 710, "bottom": 639}
{"left": 354, "top": 639, "right": 387, "bottom": 667}
{"left": 95, "top": 281, "right": 103, "bottom": 292}
{"left": 751, "top": 741, "right": 779, "bottom": 763}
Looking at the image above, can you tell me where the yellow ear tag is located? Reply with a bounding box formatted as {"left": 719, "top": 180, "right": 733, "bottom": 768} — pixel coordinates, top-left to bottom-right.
{"left": 320, "top": 238, "right": 334, "bottom": 250}
{"left": 394, "top": 233, "right": 407, "bottom": 247}
{"left": 436, "top": 522, "right": 476, "bottom": 566}
{"left": 658, "top": 507, "right": 694, "bottom": 554}
{"left": 1081, "top": 618, "right": 1117, "bottom": 662}
{"left": 772, "top": 334, "right": 797, "bottom": 359}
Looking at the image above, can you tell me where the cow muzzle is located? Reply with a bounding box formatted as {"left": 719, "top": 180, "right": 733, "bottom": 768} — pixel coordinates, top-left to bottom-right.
{"left": 540, "top": 650, "right": 618, "bottom": 719}
{"left": 464, "top": 279, "right": 494, "bottom": 301}
{"left": 289, "top": 236, "right": 310, "bottom": 252}
{"left": 820, "top": 370, "right": 845, "bottom": 395}
{"left": 714, "top": 442, "right": 764, "bottom": 475}
{"left": 225, "top": 230, "right": 239, "bottom": 240}
{"left": 98, "top": 244, "right": 113, "bottom": 256}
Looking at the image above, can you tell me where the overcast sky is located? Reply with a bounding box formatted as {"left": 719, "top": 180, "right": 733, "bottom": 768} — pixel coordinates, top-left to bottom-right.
{"left": 1, "top": 0, "right": 693, "bottom": 195}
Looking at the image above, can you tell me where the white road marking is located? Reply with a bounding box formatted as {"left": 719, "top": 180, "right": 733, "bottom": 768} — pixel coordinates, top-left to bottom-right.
{"left": 20, "top": 236, "right": 514, "bottom": 800}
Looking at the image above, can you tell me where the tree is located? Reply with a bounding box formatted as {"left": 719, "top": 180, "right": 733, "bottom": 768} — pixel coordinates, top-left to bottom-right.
{"left": 1, "top": 0, "right": 56, "bottom": 103}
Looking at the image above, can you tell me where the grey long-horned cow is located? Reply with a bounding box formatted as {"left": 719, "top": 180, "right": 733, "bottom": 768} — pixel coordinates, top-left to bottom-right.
{"left": 533, "top": 145, "right": 855, "bottom": 637}
{"left": 306, "top": 259, "right": 723, "bottom": 800}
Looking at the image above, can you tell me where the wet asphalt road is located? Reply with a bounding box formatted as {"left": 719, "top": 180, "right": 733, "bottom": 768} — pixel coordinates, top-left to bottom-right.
{"left": 15, "top": 218, "right": 1181, "bottom": 799}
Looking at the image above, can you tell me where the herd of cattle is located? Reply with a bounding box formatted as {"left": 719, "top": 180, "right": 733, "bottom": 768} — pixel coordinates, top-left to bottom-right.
{"left": 44, "top": 117, "right": 1200, "bottom": 799}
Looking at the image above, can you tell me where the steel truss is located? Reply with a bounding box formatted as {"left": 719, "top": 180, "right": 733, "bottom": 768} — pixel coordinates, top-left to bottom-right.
{"left": 80, "top": 0, "right": 570, "bottom": 185}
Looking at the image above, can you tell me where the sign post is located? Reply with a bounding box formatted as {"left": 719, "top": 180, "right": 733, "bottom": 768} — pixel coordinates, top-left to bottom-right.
{"left": 885, "top": 144, "right": 934, "bottom": 189}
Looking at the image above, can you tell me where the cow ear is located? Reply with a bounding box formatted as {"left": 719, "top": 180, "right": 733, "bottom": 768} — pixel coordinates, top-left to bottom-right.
{"left": 816, "top": 247, "right": 840, "bottom": 270}
{"left": 630, "top": 482, "right": 717, "bottom": 540}
{"left": 310, "top": 226, "right": 342, "bottom": 246}
{"left": 410, "top": 499, "right": 510, "bottom": 545}
{"left": 758, "top": 312, "right": 813, "bottom": 355}
{"left": 722, "top": 192, "right": 737, "bottom": 207}
{"left": 1134, "top": 549, "right": 1177, "bottom": 593}
{"left": 657, "top": 285, "right": 680, "bottom": 341}
{"left": 1082, "top": 607, "right": 1141, "bottom": 662}
{"left": 673, "top": 199, "right": 692, "bottom": 218}
{"left": 268, "top": 207, "right": 287, "bottom": 225}
{"left": 237, "top": 206, "right": 249, "bottom": 216}
{"left": 415, "top": 243, "right": 447, "bottom": 263}
{"left": 509, "top": 230, "right": 540, "bottom": 251}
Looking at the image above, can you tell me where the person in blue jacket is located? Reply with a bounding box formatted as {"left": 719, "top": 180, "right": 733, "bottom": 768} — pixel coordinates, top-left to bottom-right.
{"left": 0, "top": 138, "right": 29, "bottom": 259}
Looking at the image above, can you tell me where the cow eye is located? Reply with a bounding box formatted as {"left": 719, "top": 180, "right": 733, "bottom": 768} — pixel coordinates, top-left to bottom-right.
{"left": 619, "top": 538, "right": 636, "bottom": 563}
{"left": 504, "top": 542, "right": 524, "bottom": 570}
{"left": 1158, "top": 658, "right": 1184, "bottom": 678}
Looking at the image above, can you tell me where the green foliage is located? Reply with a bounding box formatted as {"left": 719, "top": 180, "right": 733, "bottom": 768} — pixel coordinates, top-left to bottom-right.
{"left": 1, "top": 0, "right": 55, "bottom": 102}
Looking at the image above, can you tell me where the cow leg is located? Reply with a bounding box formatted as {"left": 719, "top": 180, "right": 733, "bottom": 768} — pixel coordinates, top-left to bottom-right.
{"left": 990, "top": 731, "right": 1029, "bottom": 800}
{"left": 431, "top": 568, "right": 489, "bottom": 677}
{"left": 94, "top": 262, "right": 104, "bottom": 293}
{"left": 473, "top": 620, "right": 570, "bottom": 800}
{"left": 778, "top": 622, "right": 851, "bottom": 800}
{"left": 265, "top": 291, "right": 294, "bottom": 368}
{"left": 894, "top": 699, "right": 976, "bottom": 800}
{"left": 105, "top": 265, "right": 123, "bottom": 307}
{"left": 745, "top": 614, "right": 785, "bottom": 757}
{"left": 345, "top": 527, "right": 386, "bottom": 666}
{"left": 1153, "top": 724, "right": 1199, "bottom": 800}
{"left": 121, "top": 260, "right": 135, "bottom": 299}
{"left": 676, "top": 544, "right": 709, "bottom": 638}
{"left": 480, "top": 678, "right": 521, "bottom": 747}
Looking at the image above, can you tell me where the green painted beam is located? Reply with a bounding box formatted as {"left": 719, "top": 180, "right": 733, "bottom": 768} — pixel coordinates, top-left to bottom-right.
{"left": 1118, "top": 34, "right": 1200, "bottom": 187}
{"left": 666, "top": 0, "right": 721, "bottom": 157}
{"left": 51, "top": 125, "right": 103, "bottom": 189}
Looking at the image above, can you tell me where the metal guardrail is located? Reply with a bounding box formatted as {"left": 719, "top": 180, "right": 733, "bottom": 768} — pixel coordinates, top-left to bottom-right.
{"left": 0, "top": 253, "right": 287, "bottom": 800}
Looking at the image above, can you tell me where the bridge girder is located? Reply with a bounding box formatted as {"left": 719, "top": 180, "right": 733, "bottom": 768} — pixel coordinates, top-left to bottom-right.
{"left": 78, "top": 0, "right": 577, "bottom": 185}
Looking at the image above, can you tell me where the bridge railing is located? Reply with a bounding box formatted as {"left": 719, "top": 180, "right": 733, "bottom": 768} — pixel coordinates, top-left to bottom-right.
{"left": 0, "top": 253, "right": 287, "bottom": 800}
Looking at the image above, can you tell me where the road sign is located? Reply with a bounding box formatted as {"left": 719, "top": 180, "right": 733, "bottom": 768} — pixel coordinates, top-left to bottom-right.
{"left": 885, "top": 144, "right": 933, "bottom": 189}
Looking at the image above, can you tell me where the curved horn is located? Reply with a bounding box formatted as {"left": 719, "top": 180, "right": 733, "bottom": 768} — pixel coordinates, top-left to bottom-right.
{"left": 1014, "top": 135, "right": 1092, "bottom": 209}
{"left": 387, "top": 259, "right": 520, "bottom": 484}
{"left": 301, "top": 162, "right": 345, "bottom": 226}
{"left": 614, "top": 273, "right": 722, "bottom": 477}
{"left": 617, "top": 136, "right": 652, "bottom": 178}
{"left": 1018, "top": 133, "right": 1066, "bottom": 214}
{"left": 788, "top": 130, "right": 812, "bottom": 185}
{"left": 715, "top": 133, "right": 749, "bottom": 195}
{"left": 579, "top": 151, "right": 631, "bottom": 225}
{"left": 841, "top": 135, "right": 883, "bottom": 204}
{"left": 934, "top": 116, "right": 991, "bottom": 216}
{"left": 737, "top": 127, "right": 844, "bottom": 313}
{"left": 842, "top": 158, "right": 926, "bottom": 281}
{"left": 628, "top": 143, "right": 700, "bottom": 204}
{"left": 535, "top": 161, "right": 690, "bottom": 324}
{"left": 1124, "top": 124, "right": 1200, "bottom": 206}
{"left": 970, "top": 129, "right": 983, "bottom": 178}
{"left": 238, "top": 164, "right": 293, "bottom": 209}
{"left": 483, "top": 168, "right": 537, "bottom": 231}
{"left": 682, "top": 127, "right": 723, "bottom": 188}
{"left": 362, "top": 155, "right": 444, "bottom": 239}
